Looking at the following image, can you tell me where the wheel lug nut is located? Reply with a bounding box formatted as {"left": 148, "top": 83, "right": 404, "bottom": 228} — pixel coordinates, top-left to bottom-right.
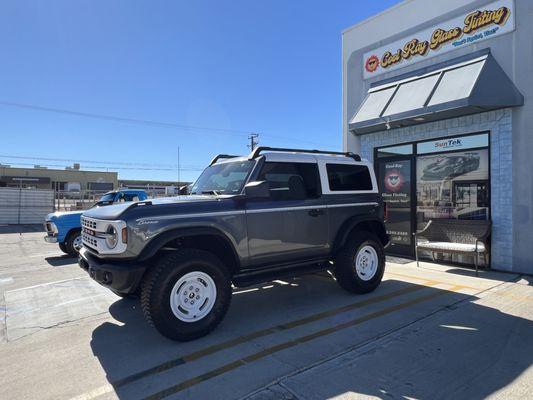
{"left": 195, "top": 288, "right": 199, "bottom": 292}
{"left": 189, "top": 286, "right": 193, "bottom": 290}
{"left": 184, "top": 291, "right": 188, "bottom": 295}
{"left": 190, "top": 300, "right": 195, "bottom": 305}
{"left": 196, "top": 295, "right": 200, "bottom": 299}
{"left": 184, "top": 299, "right": 188, "bottom": 303}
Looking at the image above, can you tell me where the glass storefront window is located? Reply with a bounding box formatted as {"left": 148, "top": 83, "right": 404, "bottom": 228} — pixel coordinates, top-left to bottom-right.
{"left": 376, "top": 132, "right": 490, "bottom": 262}
{"left": 376, "top": 144, "right": 413, "bottom": 157}
{"left": 416, "top": 148, "right": 489, "bottom": 227}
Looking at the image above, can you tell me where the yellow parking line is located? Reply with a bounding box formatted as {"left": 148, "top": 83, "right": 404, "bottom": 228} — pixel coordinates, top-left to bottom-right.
{"left": 71, "top": 282, "right": 438, "bottom": 400}
{"left": 114, "top": 282, "right": 435, "bottom": 387}
{"left": 144, "top": 285, "right": 463, "bottom": 400}
{"left": 385, "top": 271, "right": 483, "bottom": 291}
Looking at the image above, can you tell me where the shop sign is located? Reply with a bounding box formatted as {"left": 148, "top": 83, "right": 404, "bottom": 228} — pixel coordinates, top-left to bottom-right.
{"left": 362, "top": 0, "right": 515, "bottom": 79}
{"left": 417, "top": 133, "right": 489, "bottom": 154}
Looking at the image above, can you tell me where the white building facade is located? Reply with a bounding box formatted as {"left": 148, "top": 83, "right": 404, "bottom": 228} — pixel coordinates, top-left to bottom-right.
{"left": 342, "top": 0, "right": 533, "bottom": 273}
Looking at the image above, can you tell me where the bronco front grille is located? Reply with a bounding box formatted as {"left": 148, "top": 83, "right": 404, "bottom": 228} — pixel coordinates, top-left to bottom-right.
{"left": 80, "top": 216, "right": 126, "bottom": 255}
{"left": 81, "top": 217, "right": 97, "bottom": 229}
{"left": 82, "top": 233, "right": 98, "bottom": 249}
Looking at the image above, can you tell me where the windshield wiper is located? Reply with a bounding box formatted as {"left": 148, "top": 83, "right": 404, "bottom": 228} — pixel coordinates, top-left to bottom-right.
{"left": 201, "top": 190, "right": 220, "bottom": 196}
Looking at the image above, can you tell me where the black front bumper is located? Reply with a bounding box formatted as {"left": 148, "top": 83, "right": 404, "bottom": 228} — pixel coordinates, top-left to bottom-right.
{"left": 78, "top": 248, "right": 147, "bottom": 295}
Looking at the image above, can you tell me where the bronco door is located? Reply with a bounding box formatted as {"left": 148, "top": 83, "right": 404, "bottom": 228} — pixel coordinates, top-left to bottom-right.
{"left": 245, "top": 161, "right": 329, "bottom": 267}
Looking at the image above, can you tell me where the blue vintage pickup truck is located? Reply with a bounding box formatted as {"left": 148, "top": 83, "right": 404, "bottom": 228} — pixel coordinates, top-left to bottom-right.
{"left": 44, "top": 189, "right": 148, "bottom": 256}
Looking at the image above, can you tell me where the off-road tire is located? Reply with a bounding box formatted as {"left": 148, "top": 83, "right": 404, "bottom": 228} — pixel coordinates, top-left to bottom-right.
{"left": 334, "top": 231, "right": 385, "bottom": 294}
{"left": 58, "top": 242, "right": 68, "bottom": 254}
{"left": 65, "top": 229, "right": 82, "bottom": 257}
{"left": 140, "top": 249, "right": 232, "bottom": 341}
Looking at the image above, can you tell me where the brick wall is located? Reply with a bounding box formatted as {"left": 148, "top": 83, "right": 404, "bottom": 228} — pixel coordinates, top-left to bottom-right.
{"left": 358, "top": 109, "right": 513, "bottom": 271}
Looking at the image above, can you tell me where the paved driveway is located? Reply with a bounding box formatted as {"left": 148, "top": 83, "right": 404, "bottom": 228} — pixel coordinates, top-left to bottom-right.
{"left": 0, "top": 228, "right": 531, "bottom": 400}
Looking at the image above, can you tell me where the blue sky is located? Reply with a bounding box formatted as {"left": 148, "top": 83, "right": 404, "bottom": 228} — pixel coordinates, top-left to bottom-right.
{"left": 0, "top": 0, "right": 399, "bottom": 182}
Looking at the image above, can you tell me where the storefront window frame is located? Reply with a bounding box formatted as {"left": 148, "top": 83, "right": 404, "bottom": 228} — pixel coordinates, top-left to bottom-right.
{"left": 373, "top": 130, "right": 491, "bottom": 258}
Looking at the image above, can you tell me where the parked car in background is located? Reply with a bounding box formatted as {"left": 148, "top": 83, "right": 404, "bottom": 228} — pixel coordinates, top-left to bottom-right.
{"left": 44, "top": 189, "right": 148, "bottom": 256}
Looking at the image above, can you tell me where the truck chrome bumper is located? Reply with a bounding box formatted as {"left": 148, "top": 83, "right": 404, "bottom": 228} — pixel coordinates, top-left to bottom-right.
{"left": 44, "top": 236, "right": 58, "bottom": 243}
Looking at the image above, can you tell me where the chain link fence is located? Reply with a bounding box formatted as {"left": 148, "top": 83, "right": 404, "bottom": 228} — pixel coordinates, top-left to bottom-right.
{"left": 0, "top": 187, "right": 179, "bottom": 224}
{"left": 0, "top": 188, "right": 55, "bottom": 224}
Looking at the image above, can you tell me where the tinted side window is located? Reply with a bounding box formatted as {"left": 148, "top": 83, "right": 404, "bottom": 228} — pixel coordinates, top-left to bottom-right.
{"left": 258, "top": 162, "right": 320, "bottom": 200}
{"left": 326, "top": 164, "right": 373, "bottom": 191}
{"left": 123, "top": 194, "right": 139, "bottom": 202}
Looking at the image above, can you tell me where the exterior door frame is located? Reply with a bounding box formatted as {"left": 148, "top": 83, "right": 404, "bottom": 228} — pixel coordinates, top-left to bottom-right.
{"left": 374, "top": 152, "right": 416, "bottom": 258}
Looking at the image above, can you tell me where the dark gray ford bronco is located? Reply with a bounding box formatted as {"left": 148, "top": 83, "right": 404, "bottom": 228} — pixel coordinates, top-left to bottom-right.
{"left": 79, "top": 147, "right": 389, "bottom": 341}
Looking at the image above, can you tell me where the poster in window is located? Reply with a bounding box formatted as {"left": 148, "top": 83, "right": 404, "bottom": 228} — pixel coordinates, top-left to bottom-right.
{"left": 416, "top": 149, "right": 489, "bottom": 224}
{"left": 379, "top": 160, "right": 411, "bottom": 246}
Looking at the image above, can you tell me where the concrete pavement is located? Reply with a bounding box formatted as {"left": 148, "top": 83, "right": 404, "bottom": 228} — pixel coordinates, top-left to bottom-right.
{"left": 0, "top": 227, "right": 531, "bottom": 400}
{"left": 246, "top": 276, "right": 533, "bottom": 400}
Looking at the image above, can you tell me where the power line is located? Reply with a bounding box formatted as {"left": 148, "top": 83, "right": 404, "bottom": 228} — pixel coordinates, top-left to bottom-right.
{"left": 0, "top": 100, "right": 330, "bottom": 146}
{"left": 0, "top": 101, "right": 252, "bottom": 137}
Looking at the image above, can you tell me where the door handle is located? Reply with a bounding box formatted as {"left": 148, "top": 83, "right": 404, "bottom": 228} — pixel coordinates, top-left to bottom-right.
{"left": 308, "top": 208, "right": 324, "bottom": 217}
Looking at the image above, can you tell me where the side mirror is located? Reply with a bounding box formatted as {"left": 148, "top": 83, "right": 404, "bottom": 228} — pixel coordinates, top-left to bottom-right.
{"left": 178, "top": 185, "right": 190, "bottom": 195}
{"left": 244, "top": 181, "right": 270, "bottom": 199}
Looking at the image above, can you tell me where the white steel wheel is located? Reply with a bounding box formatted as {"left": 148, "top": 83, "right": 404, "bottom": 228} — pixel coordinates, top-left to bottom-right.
{"left": 170, "top": 271, "right": 217, "bottom": 322}
{"left": 354, "top": 245, "right": 378, "bottom": 281}
{"left": 73, "top": 235, "right": 83, "bottom": 252}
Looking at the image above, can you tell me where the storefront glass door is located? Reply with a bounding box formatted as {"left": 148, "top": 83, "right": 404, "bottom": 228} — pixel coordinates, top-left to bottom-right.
{"left": 376, "top": 145, "right": 415, "bottom": 257}
{"left": 374, "top": 133, "right": 490, "bottom": 262}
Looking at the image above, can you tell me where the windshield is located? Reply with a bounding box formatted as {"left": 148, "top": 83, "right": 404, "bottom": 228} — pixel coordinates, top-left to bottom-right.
{"left": 99, "top": 193, "right": 116, "bottom": 202}
{"left": 191, "top": 160, "right": 254, "bottom": 195}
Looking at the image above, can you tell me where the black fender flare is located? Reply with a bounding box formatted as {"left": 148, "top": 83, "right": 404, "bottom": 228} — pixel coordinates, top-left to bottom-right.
{"left": 332, "top": 216, "right": 389, "bottom": 253}
{"left": 138, "top": 226, "right": 240, "bottom": 267}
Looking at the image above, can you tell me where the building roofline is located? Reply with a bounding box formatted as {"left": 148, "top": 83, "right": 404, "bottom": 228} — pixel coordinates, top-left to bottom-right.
{"left": 0, "top": 166, "right": 118, "bottom": 175}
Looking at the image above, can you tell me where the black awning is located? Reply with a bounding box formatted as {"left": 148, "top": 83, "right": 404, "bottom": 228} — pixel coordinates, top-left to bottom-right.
{"left": 349, "top": 50, "right": 523, "bottom": 135}
{"left": 0, "top": 176, "right": 51, "bottom": 184}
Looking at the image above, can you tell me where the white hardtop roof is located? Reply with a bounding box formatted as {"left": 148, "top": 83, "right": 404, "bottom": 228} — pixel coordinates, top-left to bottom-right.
{"left": 214, "top": 152, "right": 369, "bottom": 165}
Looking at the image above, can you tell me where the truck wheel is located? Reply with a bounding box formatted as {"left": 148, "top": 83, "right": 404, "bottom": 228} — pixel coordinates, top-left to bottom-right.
{"left": 334, "top": 232, "right": 385, "bottom": 294}
{"left": 141, "top": 249, "right": 232, "bottom": 341}
{"left": 58, "top": 242, "right": 68, "bottom": 254}
{"left": 65, "top": 229, "right": 83, "bottom": 257}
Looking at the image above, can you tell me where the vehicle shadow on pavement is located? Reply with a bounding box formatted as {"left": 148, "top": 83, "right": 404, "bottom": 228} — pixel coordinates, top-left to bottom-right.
{"left": 89, "top": 276, "right": 533, "bottom": 400}
{"left": 89, "top": 275, "right": 344, "bottom": 388}
{"left": 44, "top": 255, "right": 77, "bottom": 266}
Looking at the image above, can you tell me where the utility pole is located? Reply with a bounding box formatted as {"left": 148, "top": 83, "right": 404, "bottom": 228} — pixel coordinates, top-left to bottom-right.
{"left": 177, "top": 146, "right": 181, "bottom": 196}
{"left": 248, "top": 133, "right": 259, "bottom": 151}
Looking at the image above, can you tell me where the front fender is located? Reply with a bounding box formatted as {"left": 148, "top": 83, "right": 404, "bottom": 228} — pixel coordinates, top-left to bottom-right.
{"left": 137, "top": 226, "right": 241, "bottom": 264}
{"left": 48, "top": 212, "right": 83, "bottom": 243}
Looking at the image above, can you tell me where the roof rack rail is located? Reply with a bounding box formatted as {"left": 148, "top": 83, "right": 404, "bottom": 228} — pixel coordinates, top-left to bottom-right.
{"left": 249, "top": 146, "right": 361, "bottom": 162}
{"left": 209, "top": 154, "right": 241, "bottom": 166}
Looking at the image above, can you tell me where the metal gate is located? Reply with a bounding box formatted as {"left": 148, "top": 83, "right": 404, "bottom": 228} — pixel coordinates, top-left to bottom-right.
{"left": 0, "top": 188, "right": 55, "bottom": 224}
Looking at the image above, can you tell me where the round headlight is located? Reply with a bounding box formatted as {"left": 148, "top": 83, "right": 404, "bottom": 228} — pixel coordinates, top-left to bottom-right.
{"left": 105, "top": 225, "right": 118, "bottom": 249}
{"left": 50, "top": 222, "right": 58, "bottom": 234}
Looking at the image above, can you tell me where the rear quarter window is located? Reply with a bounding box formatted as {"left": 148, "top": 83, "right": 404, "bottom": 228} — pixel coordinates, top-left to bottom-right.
{"left": 326, "top": 163, "right": 373, "bottom": 191}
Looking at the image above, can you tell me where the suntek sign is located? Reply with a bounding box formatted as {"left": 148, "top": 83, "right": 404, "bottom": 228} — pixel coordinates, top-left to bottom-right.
{"left": 362, "top": 0, "right": 515, "bottom": 79}
{"left": 434, "top": 138, "right": 462, "bottom": 149}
